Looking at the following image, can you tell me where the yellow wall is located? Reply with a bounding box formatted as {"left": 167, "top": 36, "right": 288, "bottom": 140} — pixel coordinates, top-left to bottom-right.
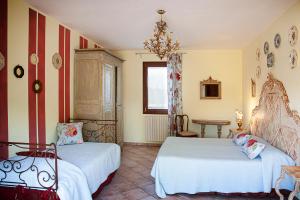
{"left": 7, "top": 0, "right": 99, "bottom": 147}
{"left": 114, "top": 50, "right": 243, "bottom": 143}
{"left": 243, "top": 2, "right": 300, "bottom": 124}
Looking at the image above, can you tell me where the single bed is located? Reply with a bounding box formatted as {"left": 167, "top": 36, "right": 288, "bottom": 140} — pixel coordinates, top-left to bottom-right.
{"left": 151, "top": 74, "right": 300, "bottom": 198}
{"left": 57, "top": 142, "right": 121, "bottom": 195}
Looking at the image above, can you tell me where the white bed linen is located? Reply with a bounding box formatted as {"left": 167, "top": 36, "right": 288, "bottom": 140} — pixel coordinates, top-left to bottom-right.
{"left": 0, "top": 156, "right": 92, "bottom": 200}
{"left": 57, "top": 142, "right": 121, "bottom": 194}
{"left": 151, "top": 137, "right": 295, "bottom": 198}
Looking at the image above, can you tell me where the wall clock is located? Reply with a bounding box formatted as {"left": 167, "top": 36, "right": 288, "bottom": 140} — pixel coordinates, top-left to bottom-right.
{"left": 52, "top": 53, "right": 62, "bottom": 69}
{"left": 0, "top": 51, "right": 5, "bottom": 71}
{"left": 289, "top": 49, "right": 298, "bottom": 69}
{"left": 267, "top": 52, "right": 274, "bottom": 68}
{"left": 274, "top": 33, "right": 281, "bottom": 48}
{"left": 30, "top": 53, "right": 39, "bottom": 65}
{"left": 264, "top": 42, "right": 269, "bottom": 54}
{"left": 32, "top": 80, "right": 42, "bottom": 93}
{"left": 13, "top": 65, "right": 24, "bottom": 78}
{"left": 288, "top": 25, "right": 298, "bottom": 46}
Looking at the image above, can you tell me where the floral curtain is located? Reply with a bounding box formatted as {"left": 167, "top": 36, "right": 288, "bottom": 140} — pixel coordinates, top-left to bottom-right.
{"left": 167, "top": 53, "right": 183, "bottom": 136}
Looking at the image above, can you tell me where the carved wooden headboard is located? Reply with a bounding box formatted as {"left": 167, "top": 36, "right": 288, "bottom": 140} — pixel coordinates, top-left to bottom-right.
{"left": 250, "top": 74, "right": 300, "bottom": 165}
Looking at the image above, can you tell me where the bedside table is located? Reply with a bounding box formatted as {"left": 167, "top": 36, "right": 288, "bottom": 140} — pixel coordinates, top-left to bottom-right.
{"left": 275, "top": 166, "right": 300, "bottom": 200}
{"left": 227, "top": 128, "right": 249, "bottom": 138}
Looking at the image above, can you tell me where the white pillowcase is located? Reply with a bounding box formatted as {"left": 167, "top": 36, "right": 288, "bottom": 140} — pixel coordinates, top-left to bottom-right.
{"left": 56, "top": 122, "right": 84, "bottom": 146}
{"left": 242, "top": 139, "right": 266, "bottom": 159}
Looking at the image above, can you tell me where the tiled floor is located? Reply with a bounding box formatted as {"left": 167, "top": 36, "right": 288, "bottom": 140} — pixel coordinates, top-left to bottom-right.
{"left": 96, "top": 145, "right": 279, "bottom": 200}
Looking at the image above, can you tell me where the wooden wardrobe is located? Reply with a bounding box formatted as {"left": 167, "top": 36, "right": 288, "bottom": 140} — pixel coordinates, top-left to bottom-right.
{"left": 74, "top": 49, "right": 123, "bottom": 146}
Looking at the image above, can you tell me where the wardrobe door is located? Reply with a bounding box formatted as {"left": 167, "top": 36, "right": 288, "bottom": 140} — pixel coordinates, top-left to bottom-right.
{"left": 74, "top": 53, "right": 102, "bottom": 120}
{"left": 116, "top": 66, "right": 123, "bottom": 146}
{"left": 103, "top": 64, "right": 115, "bottom": 120}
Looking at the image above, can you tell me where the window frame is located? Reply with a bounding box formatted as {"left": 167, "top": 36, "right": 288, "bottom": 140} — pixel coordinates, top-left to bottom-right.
{"left": 143, "top": 61, "right": 168, "bottom": 115}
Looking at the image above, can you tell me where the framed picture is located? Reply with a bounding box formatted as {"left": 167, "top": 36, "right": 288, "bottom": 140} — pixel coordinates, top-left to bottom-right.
{"left": 251, "top": 79, "right": 256, "bottom": 97}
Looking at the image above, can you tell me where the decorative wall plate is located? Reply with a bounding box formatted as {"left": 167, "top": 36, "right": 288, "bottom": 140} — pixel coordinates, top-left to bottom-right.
{"left": 264, "top": 42, "right": 269, "bottom": 54}
{"left": 30, "top": 53, "right": 39, "bottom": 65}
{"left": 256, "top": 65, "right": 261, "bottom": 78}
{"left": 256, "top": 48, "right": 261, "bottom": 61}
{"left": 0, "top": 51, "right": 5, "bottom": 71}
{"left": 13, "top": 65, "right": 24, "bottom": 78}
{"left": 274, "top": 33, "right": 281, "bottom": 48}
{"left": 289, "top": 49, "right": 298, "bottom": 69}
{"left": 267, "top": 52, "right": 274, "bottom": 68}
{"left": 33, "top": 80, "right": 42, "bottom": 93}
{"left": 52, "top": 53, "right": 62, "bottom": 69}
{"left": 288, "top": 25, "right": 298, "bottom": 46}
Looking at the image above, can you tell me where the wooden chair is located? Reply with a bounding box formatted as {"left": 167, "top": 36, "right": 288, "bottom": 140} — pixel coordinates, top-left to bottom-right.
{"left": 175, "top": 114, "right": 198, "bottom": 137}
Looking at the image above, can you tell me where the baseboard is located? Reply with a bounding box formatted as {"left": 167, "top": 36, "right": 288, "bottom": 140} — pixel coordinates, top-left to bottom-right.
{"left": 124, "top": 142, "right": 162, "bottom": 147}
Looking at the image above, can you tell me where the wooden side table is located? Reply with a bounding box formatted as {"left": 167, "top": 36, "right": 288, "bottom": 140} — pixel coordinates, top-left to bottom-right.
{"left": 227, "top": 128, "right": 249, "bottom": 138}
{"left": 275, "top": 166, "right": 300, "bottom": 200}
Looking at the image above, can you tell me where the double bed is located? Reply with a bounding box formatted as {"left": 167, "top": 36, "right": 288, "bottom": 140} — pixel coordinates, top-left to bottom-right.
{"left": 0, "top": 141, "right": 120, "bottom": 200}
{"left": 152, "top": 74, "right": 300, "bottom": 198}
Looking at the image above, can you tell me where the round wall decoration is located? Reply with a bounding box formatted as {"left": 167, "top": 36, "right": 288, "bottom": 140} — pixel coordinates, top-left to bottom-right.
{"left": 32, "top": 80, "right": 42, "bottom": 93}
{"left": 256, "top": 65, "right": 261, "bottom": 78}
{"left": 52, "top": 53, "right": 62, "bottom": 69}
{"left": 256, "top": 48, "right": 261, "bottom": 61}
{"left": 274, "top": 33, "right": 281, "bottom": 48}
{"left": 0, "top": 51, "right": 5, "bottom": 71}
{"left": 30, "top": 53, "right": 39, "bottom": 65}
{"left": 288, "top": 25, "right": 298, "bottom": 46}
{"left": 289, "top": 49, "right": 298, "bottom": 69}
{"left": 264, "top": 42, "right": 269, "bottom": 54}
{"left": 13, "top": 65, "right": 24, "bottom": 78}
{"left": 267, "top": 52, "right": 274, "bottom": 68}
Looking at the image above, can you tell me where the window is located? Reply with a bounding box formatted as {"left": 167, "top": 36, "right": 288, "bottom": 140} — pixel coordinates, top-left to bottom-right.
{"left": 143, "top": 62, "right": 168, "bottom": 114}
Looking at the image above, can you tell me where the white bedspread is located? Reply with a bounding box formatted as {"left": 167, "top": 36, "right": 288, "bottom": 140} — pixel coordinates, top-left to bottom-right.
{"left": 151, "top": 137, "right": 295, "bottom": 198}
{"left": 0, "top": 156, "right": 92, "bottom": 200}
{"left": 57, "top": 142, "right": 121, "bottom": 194}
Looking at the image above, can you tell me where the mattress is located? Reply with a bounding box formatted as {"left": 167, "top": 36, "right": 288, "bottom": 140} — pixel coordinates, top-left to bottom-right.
{"left": 151, "top": 137, "right": 295, "bottom": 198}
{"left": 57, "top": 142, "right": 121, "bottom": 194}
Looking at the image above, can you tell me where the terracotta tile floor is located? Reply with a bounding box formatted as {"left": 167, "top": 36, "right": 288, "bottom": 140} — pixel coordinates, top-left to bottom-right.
{"left": 96, "top": 145, "right": 279, "bottom": 200}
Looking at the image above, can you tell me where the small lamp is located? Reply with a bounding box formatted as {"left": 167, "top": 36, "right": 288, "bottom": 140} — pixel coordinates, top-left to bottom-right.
{"left": 235, "top": 110, "right": 243, "bottom": 131}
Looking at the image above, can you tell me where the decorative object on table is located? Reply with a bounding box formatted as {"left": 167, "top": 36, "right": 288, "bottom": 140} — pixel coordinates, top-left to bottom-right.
{"left": 267, "top": 52, "right": 274, "bottom": 68}
{"left": 32, "top": 80, "right": 42, "bottom": 93}
{"left": 256, "top": 65, "right": 261, "bottom": 79}
{"left": 144, "top": 9, "right": 180, "bottom": 60}
{"left": 167, "top": 53, "right": 183, "bottom": 136}
{"left": 289, "top": 49, "right": 298, "bottom": 69}
{"left": 275, "top": 166, "right": 300, "bottom": 200}
{"left": 274, "top": 33, "right": 281, "bottom": 48}
{"left": 256, "top": 48, "right": 261, "bottom": 61}
{"left": 52, "top": 53, "right": 63, "bottom": 69}
{"left": 288, "top": 25, "right": 298, "bottom": 46}
{"left": 263, "top": 41, "right": 269, "bottom": 54}
{"left": 251, "top": 78, "right": 256, "bottom": 97}
{"left": 30, "top": 53, "right": 39, "bottom": 65}
{"left": 13, "top": 65, "right": 24, "bottom": 78}
{"left": 200, "top": 76, "right": 221, "bottom": 99}
{"left": 235, "top": 110, "right": 243, "bottom": 131}
{"left": 0, "top": 51, "right": 5, "bottom": 71}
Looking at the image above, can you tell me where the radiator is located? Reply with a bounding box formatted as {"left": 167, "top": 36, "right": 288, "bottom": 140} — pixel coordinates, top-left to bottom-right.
{"left": 144, "top": 115, "right": 168, "bottom": 142}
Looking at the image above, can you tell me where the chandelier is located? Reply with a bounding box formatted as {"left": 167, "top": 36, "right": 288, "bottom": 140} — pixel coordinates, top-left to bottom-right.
{"left": 144, "top": 10, "right": 180, "bottom": 60}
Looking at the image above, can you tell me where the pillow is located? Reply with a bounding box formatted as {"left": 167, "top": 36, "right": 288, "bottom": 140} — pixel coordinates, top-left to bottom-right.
{"left": 16, "top": 151, "right": 61, "bottom": 159}
{"left": 242, "top": 139, "right": 266, "bottom": 159}
{"left": 233, "top": 133, "right": 252, "bottom": 145}
{"left": 56, "top": 122, "right": 84, "bottom": 146}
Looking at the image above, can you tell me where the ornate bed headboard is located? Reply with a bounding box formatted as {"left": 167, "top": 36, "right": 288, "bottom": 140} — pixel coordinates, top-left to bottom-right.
{"left": 250, "top": 74, "right": 300, "bottom": 165}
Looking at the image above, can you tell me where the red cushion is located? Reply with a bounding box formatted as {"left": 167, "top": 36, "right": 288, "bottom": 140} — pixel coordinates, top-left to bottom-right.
{"left": 16, "top": 151, "right": 61, "bottom": 159}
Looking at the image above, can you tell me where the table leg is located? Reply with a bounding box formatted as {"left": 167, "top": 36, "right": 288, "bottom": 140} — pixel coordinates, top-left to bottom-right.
{"left": 217, "top": 125, "right": 222, "bottom": 138}
{"left": 275, "top": 169, "right": 285, "bottom": 200}
{"left": 201, "top": 125, "right": 206, "bottom": 138}
{"left": 288, "top": 181, "right": 299, "bottom": 200}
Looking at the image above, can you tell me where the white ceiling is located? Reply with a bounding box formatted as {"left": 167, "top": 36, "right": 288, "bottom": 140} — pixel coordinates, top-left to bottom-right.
{"left": 26, "top": 0, "right": 298, "bottom": 50}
